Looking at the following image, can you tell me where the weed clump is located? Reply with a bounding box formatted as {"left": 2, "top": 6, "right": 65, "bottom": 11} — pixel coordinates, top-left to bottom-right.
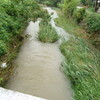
{"left": 38, "top": 21, "right": 59, "bottom": 43}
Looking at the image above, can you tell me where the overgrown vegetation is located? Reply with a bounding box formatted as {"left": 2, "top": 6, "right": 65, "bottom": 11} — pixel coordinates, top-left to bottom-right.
{"left": 37, "top": 0, "right": 100, "bottom": 99}
{"left": 62, "top": 0, "right": 79, "bottom": 17}
{"left": 55, "top": 9, "right": 86, "bottom": 38}
{"left": 80, "top": 0, "right": 94, "bottom": 6}
{"left": 55, "top": 9, "right": 100, "bottom": 100}
{"left": 60, "top": 0, "right": 100, "bottom": 33}
{"left": 73, "top": 8, "right": 86, "bottom": 24}
{"left": 80, "top": 0, "right": 100, "bottom": 12}
{"left": 59, "top": 0, "right": 100, "bottom": 50}
{"left": 60, "top": 38, "right": 100, "bottom": 100}
{"left": 0, "top": 1, "right": 100, "bottom": 100}
{"left": 0, "top": 0, "right": 48, "bottom": 86}
{"left": 85, "top": 13, "right": 100, "bottom": 33}
{"left": 38, "top": 20, "right": 59, "bottom": 43}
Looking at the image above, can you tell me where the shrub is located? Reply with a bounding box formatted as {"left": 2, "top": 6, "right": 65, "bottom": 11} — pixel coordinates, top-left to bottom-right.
{"left": 85, "top": 13, "right": 100, "bottom": 33}
{"left": 63, "top": 0, "right": 79, "bottom": 17}
{"left": 0, "top": 0, "right": 47, "bottom": 57}
{"left": 81, "top": 0, "right": 94, "bottom": 6}
{"left": 0, "top": 11, "right": 22, "bottom": 43}
{"left": 73, "top": 8, "right": 86, "bottom": 23}
{"left": 0, "top": 12, "right": 12, "bottom": 42}
{"left": 81, "top": 0, "right": 87, "bottom": 5}
{"left": 0, "top": 0, "right": 45, "bottom": 41}
{"left": 62, "top": 0, "right": 100, "bottom": 34}
{"left": 0, "top": 40, "right": 8, "bottom": 56}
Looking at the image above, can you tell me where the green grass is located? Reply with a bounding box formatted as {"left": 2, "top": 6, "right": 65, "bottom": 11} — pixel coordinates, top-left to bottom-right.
{"left": 55, "top": 8, "right": 89, "bottom": 38}
{"left": 55, "top": 9, "right": 100, "bottom": 100}
{"left": 38, "top": 21, "right": 59, "bottom": 43}
{"left": 60, "top": 39, "right": 100, "bottom": 100}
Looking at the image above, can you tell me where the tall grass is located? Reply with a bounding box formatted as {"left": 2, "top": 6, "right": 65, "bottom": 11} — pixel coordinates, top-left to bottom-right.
{"left": 55, "top": 9, "right": 100, "bottom": 100}
{"left": 60, "top": 38, "right": 100, "bottom": 100}
{"left": 38, "top": 21, "right": 59, "bottom": 43}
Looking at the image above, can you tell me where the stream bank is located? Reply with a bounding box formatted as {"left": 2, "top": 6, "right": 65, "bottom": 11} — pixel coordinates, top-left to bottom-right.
{"left": 55, "top": 8, "right": 100, "bottom": 100}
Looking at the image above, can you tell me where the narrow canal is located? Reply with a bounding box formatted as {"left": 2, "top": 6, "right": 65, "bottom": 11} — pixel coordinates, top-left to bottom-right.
{"left": 6, "top": 7, "right": 72, "bottom": 100}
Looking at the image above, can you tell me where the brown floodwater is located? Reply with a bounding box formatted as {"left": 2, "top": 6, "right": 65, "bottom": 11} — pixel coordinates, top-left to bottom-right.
{"left": 6, "top": 7, "right": 72, "bottom": 100}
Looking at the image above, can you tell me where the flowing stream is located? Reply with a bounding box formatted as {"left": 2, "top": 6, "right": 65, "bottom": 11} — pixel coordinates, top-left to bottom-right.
{"left": 6, "top": 7, "right": 72, "bottom": 100}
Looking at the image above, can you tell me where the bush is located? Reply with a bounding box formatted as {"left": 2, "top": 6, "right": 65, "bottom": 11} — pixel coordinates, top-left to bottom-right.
{"left": 0, "top": 41, "right": 8, "bottom": 56}
{"left": 85, "top": 13, "right": 100, "bottom": 33}
{"left": 4, "top": 1, "right": 40, "bottom": 21}
{"left": 81, "top": 0, "right": 87, "bottom": 5}
{"left": 73, "top": 8, "right": 86, "bottom": 23}
{"left": 63, "top": 0, "right": 79, "bottom": 17}
{"left": 62, "top": 0, "right": 100, "bottom": 34}
{"left": 0, "top": 0, "right": 48, "bottom": 57}
{"left": 0, "top": 0, "right": 46, "bottom": 41}
{"left": 81, "top": 0, "right": 94, "bottom": 6}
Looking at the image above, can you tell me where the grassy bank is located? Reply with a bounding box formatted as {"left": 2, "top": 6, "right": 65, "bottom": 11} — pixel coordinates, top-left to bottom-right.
{"left": 55, "top": 8, "right": 88, "bottom": 38}
{"left": 59, "top": 0, "right": 100, "bottom": 51}
{"left": 55, "top": 9, "right": 100, "bottom": 100}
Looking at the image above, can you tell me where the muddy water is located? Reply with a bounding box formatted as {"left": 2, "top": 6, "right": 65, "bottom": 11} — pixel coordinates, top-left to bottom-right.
{"left": 6, "top": 8, "right": 72, "bottom": 100}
